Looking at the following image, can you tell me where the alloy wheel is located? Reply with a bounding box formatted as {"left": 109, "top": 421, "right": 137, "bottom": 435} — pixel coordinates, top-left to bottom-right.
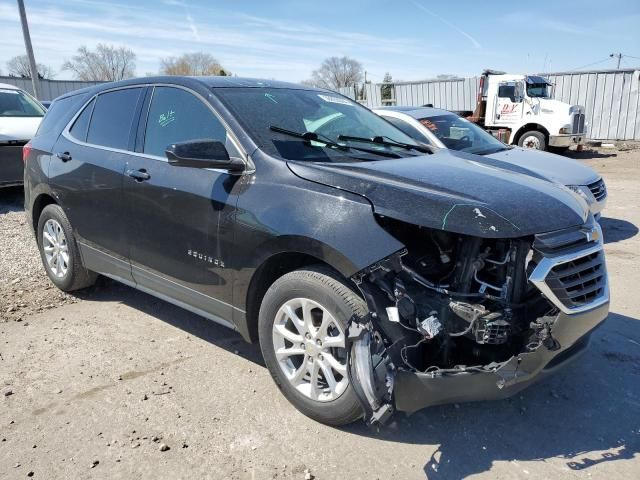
{"left": 42, "top": 219, "right": 69, "bottom": 278}
{"left": 272, "top": 297, "right": 349, "bottom": 402}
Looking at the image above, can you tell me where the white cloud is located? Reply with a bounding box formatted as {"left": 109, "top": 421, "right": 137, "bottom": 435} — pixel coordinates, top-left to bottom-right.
{"left": 0, "top": 0, "right": 444, "bottom": 82}
{"left": 409, "top": 0, "right": 481, "bottom": 49}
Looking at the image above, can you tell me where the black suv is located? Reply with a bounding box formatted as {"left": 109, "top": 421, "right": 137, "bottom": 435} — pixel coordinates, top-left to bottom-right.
{"left": 25, "top": 77, "right": 609, "bottom": 426}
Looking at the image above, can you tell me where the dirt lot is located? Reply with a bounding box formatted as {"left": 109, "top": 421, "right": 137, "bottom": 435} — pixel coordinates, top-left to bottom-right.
{"left": 1, "top": 146, "right": 639, "bottom": 479}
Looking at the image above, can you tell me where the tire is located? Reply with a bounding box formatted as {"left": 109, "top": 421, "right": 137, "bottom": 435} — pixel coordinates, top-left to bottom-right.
{"left": 517, "top": 130, "right": 546, "bottom": 150}
{"left": 37, "top": 204, "right": 97, "bottom": 292}
{"left": 258, "top": 267, "right": 366, "bottom": 426}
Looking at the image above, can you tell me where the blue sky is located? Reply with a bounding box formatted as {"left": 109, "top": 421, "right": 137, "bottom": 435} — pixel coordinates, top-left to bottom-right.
{"left": 1, "top": 0, "right": 639, "bottom": 82}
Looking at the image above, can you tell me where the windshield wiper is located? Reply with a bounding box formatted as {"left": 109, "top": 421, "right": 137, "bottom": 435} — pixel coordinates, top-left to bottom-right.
{"left": 270, "top": 125, "right": 344, "bottom": 149}
{"left": 269, "top": 126, "right": 400, "bottom": 158}
{"left": 337, "top": 134, "right": 433, "bottom": 154}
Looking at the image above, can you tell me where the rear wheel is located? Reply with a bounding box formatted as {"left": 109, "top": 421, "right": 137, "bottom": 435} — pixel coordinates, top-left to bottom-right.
{"left": 258, "top": 267, "right": 366, "bottom": 426}
{"left": 517, "top": 130, "right": 546, "bottom": 150}
{"left": 37, "top": 204, "right": 97, "bottom": 292}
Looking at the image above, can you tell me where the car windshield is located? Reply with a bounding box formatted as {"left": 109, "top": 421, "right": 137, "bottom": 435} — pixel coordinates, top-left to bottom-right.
{"left": 418, "top": 113, "right": 508, "bottom": 155}
{"left": 0, "top": 88, "right": 45, "bottom": 117}
{"left": 213, "top": 87, "right": 422, "bottom": 162}
{"left": 526, "top": 83, "right": 550, "bottom": 98}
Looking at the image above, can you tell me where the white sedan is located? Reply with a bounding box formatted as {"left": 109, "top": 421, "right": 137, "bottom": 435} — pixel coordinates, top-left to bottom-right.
{"left": 0, "top": 83, "right": 45, "bottom": 188}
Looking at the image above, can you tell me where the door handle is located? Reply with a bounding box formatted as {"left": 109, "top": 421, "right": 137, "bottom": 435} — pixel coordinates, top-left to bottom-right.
{"left": 56, "top": 151, "right": 72, "bottom": 162}
{"left": 126, "top": 168, "right": 151, "bottom": 182}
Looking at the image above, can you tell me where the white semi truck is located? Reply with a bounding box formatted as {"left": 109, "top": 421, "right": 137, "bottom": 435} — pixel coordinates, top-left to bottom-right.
{"left": 463, "top": 70, "right": 586, "bottom": 151}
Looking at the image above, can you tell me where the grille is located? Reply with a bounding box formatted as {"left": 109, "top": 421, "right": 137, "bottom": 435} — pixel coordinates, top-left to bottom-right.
{"left": 587, "top": 178, "right": 607, "bottom": 202}
{"left": 572, "top": 113, "right": 585, "bottom": 134}
{"left": 544, "top": 251, "right": 606, "bottom": 309}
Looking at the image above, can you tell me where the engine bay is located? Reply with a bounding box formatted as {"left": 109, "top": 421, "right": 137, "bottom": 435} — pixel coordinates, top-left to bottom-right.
{"left": 350, "top": 218, "right": 563, "bottom": 422}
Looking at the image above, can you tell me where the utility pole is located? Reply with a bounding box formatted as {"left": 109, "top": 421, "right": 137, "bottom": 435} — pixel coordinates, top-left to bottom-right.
{"left": 610, "top": 53, "right": 622, "bottom": 69}
{"left": 16, "top": 0, "right": 41, "bottom": 99}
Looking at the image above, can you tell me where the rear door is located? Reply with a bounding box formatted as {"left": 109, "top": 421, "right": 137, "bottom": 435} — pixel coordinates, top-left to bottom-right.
{"left": 123, "top": 85, "right": 243, "bottom": 324}
{"left": 51, "top": 86, "right": 145, "bottom": 282}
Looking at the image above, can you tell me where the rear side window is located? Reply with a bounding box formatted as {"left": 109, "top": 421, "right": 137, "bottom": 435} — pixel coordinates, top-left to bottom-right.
{"left": 87, "top": 88, "right": 142, "bottom": 150}
{"left": 0, "top": 88, "right": 45, "bottom": 117}
{"left": 35, "top": 94, "right": 85, "bottom": 136}
{"left": 143, "top": 86, "right": 227, "bottom": 157}
{"left": 69, "top": 99, "right": 95, "bottom": 142}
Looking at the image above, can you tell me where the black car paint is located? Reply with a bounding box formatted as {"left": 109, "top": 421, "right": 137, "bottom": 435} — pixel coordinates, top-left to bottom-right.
{"left": 24, "top": 76, "right": 607, "bottom": 417}
{"left": 287, "top": 150, "right": 589, "bottom": 238}
{"left": 0, "top": 145, "right": 25, "bottom": 187}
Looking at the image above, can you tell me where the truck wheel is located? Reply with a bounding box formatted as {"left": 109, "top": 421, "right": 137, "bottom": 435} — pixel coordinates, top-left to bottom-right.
{"left": 258, "top": 267, "right": 366, "bottom": 426}
{"left": 37, "top": 204, "right": 97, "bottom": 292}
{"left": 518, "top": 130, "right": 546, "bottom": 150}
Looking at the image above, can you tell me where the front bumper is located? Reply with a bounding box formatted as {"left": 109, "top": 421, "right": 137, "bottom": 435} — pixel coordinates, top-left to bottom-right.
{"left": 549, "top": 134, "right": 584, "bottom": 148}
{"left": 394, "top": 301, "right": 608, "bottom": 413}
{"left": 0, "top": 145, "right": 25, "bottom": 187}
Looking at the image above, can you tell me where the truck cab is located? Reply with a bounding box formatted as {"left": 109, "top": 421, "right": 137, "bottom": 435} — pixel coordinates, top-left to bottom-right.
{"left": 473, "top": 70, "right": 586, "bottom": 151}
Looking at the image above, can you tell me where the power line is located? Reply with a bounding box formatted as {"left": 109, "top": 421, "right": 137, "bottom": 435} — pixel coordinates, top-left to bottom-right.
{"left": 568, "top": 57, "right": 612, "bottom": 71}
{"left": 610, "top": 53, "right": 622, "bottom": 69}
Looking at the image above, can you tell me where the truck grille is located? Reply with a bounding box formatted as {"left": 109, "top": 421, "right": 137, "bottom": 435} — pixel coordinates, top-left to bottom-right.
{"left": 544, "top": 251, "right": 606, "bottom": 309}
{"left": 529, "top": 223, "right": 609, "bottom": 314}
{"left": 572, "top": 113, "right": 585, "bottom": 134}
{"left": 587, "top": 178, "right": 607, "bottom": 202}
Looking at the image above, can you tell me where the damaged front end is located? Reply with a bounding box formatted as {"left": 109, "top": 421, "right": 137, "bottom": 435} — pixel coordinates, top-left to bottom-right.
{"left": 347, "top": 216, "right": 609, "bottom": 424}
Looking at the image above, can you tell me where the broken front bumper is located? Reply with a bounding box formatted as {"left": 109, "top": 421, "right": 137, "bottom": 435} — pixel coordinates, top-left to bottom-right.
{"left": 394, "top": 301, "right": 608, "bottom": 413}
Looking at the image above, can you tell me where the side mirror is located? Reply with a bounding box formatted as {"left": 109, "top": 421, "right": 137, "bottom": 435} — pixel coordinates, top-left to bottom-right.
{"left": 165, "top": 140, "right": 245, "bottom": 172}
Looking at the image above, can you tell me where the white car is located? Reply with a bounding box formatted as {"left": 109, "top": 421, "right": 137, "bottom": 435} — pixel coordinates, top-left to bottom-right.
{"left": 374, "top": 106, "right": 607, "bottom": 217}
{"left": 0, "top": 83, "right": 45, "bottom": 188}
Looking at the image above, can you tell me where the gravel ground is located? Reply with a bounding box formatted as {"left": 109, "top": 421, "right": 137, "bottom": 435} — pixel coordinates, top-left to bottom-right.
{"left": 0, "top": 189, "right": 78, "bottom": 323}
{"left": 1, "top": 145, "right": 639, "bottom": 479}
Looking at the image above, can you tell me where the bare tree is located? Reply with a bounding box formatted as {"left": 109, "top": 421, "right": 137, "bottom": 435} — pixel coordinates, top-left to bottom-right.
{"left": 6, "top": 55, "right": 55, "bottom": 79}
{"left": 62, "top": 44, "right": 136, "bottom": 81}
{"left": 159, "top": 52, "right": 229, "bottom": 76}
{"left": 305, "top": 56, "right": 364, "bottom": 89}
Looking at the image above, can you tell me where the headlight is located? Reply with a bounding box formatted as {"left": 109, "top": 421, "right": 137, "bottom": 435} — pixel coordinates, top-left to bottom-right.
{"left": 567, "top": 185, "right": 596, "bottom": 205}
{"left": 559, "top": 124, "right": 572, "bottom": 134}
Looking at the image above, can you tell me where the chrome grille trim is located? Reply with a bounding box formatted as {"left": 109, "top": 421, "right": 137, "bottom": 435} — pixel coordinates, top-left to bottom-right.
{"left": 587, "top": 178, "right": 607, "bottom": 202}
{"left": 572, "top": 113, "right": 586, "bottom": 134}
{"left": 529, "top": 224, "right": 609, "bottom": 314}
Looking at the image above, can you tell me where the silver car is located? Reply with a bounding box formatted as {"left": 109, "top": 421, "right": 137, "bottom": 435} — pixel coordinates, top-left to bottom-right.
{"left": 374, "top": 106, "right": 607, "bottom": 217}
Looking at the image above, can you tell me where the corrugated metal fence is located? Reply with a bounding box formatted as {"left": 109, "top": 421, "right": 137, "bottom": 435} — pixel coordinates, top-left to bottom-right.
{"left": 339, "top": 69, "right": 640, "bottom": 141}
{"left": 0, "top": 76, "right": 104, "bottom": 101}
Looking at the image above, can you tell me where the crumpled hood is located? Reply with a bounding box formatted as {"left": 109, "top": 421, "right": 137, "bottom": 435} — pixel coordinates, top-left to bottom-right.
{"left": 287, "top": 150, "right": 589, "bottom": 238}
{"left": 484, "top": 147, "right": 600, "bottom": 187}
{"left": 0, "top": 117, "right": 41, "bottom": 142}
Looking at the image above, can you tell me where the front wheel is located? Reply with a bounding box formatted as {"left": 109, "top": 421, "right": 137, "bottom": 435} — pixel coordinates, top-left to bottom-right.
{"left": 258, "top": 267, "right": 366, "bottom": 426}
{"left": 517, "top": 130, "right": 546, "bottom": 150}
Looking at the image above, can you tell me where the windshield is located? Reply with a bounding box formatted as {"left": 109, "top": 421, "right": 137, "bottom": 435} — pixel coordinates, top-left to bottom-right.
{"left": 0, "top": 88, "right": 45, "bottom": 117}
{"left": 418, "top": 114, "right": 507, "bottom": 155}
{"left": 526, "top": 83, "right": 550, "bottom": 98}
{"left": 214, "top": 87, "right": 421, "bottom": 162}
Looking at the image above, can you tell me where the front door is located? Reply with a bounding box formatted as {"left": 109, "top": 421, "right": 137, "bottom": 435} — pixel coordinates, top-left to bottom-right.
{"left": 123, "top": 85, "right": 243, "bottom": 324}
{"left": 494, "top": 81, "right": 524, "bottom": 126}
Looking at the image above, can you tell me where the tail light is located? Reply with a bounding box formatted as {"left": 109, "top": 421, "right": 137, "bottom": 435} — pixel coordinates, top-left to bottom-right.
{"left": 22, "top": 142, "right": 32, "bottom": 164}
